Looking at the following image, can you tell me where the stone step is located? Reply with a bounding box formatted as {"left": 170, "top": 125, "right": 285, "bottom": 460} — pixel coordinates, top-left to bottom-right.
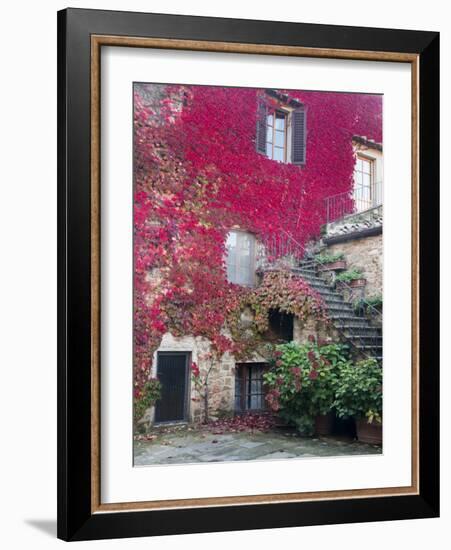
{"left": 323, "top": 296, "right": 346, "bottom": 305}
{"left": 326, "top": 303, "right": 355, "bottom": 313}
{"left": 292, "top": 271, "right": 322, "bottom": 282}
{"left": 326, "top": 303, "right": 353, "bottom": 312}
{"left": 303, "top": 280, "right": 335, "bottom": 291}
{"left": 297, "top": 275, "right": 324, "bottom": 285}
{"left": 335, "top": 325, "right": 380, "bottom": 339}
{"left": 345, "top": 334, "right": 383, "bottom": 343}
{"left": 342, "top": 327, "right": 381, "bottom": 337}
{"left": 320, "top": 295, "right": 346, "bottom": 304}
{"left": 315, "top": 288, "right": 343, "bottom": 297}
{"left": 343, "top": 324, "right": 381, "bottom": 333}
{"left": 298, "top": 260, "right": 316, "bottom": 268}
{"left": 339, "top": 322, "right": 380, "bottom": 330}
{"left": 333, "top": 316, "right": 373, "bottom": 326}
{"left": 330, "top": 312, "right": 363, "bottom": 320}
{"left": 352, "top": 342, "right": 383, "bottom": 350}
{"left": 353, "top": 344, "right": 383, "bottom": 353}
{"left": 297, "top": 280, "right": 328, "bottom": 290}
{"left": 294, "top": 268, "right": 317, "bottom": 277}
{"left": 292, "top": 271, "right": 327, "bottom": 283}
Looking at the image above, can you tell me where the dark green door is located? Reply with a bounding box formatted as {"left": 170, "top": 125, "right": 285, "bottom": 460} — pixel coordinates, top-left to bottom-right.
{"left": 155, "top": 352, "right": 189, "bottom": 423}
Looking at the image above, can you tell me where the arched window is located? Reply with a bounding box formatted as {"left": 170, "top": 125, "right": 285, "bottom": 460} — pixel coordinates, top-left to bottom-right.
{"left": 225, "top": 230, "right": 256, "bottom": 287}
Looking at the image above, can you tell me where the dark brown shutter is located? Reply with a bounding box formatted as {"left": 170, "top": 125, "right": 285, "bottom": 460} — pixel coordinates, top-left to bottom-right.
{"left": 255, "top": 101, "right": 267, "bottom": 155}
{"left": 291, "top": 107, "right": 307, "bottom": 165}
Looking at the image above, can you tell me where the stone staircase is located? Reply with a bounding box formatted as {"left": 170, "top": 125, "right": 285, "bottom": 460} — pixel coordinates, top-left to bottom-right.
{"left": 293, "top": 262, "right": 382, "bottom": 362}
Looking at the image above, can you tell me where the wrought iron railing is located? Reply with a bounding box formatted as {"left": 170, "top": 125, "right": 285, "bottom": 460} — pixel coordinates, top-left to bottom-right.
{"left": 324, "top": 181, "right": 382, "bottom": 224}
{"left": 260, "top": 233, "right": 303, "bottom": 263}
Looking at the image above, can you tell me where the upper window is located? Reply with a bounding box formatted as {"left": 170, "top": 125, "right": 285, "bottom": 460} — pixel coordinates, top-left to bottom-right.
{"left": 225, "top": 230, "right": 255, "bottom": 287}
{"left": 256, "top": 92, "right": 307, "bottom": 165}
{"left": 266, "top": 111, "right": 288, "bottom": 162}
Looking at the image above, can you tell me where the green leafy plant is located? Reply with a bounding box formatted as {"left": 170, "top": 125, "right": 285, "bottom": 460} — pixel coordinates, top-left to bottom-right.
{"left": 366, "top": 409, "right": 382, "bottom": 424}
{"left": 354, "top": 295, "right": 383, "bottom": 315}
{"left": 334, "top": 358, "right": 382, "bottom": 422}
{"left": 263, "top": 339, "right": 349, "bottom": 435}
{"left": 336, "top": 269, "right": 365, "bottom": 283}
{"left": 315, "top": 252, "right": 345, "bottom": 264}
{"left": 134, "top": 378, "right": 162, "bottom": 420}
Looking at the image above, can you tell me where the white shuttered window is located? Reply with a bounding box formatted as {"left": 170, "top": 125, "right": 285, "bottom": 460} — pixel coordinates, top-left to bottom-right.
{"left": 226, "top": 231, "right": 255, "bottom": 287}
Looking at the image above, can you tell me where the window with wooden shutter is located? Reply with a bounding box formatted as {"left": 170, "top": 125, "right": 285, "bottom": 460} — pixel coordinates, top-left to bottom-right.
{"left": 255, "top": 94, "right": 306, "bottom": 165}
{"left": 291, "top": 107, "right": 307, "bottom": 165}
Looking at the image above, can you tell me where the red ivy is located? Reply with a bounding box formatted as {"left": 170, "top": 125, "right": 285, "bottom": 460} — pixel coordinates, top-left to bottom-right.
{"left": 133, "top": 84, "right": 382, "bottom": 395}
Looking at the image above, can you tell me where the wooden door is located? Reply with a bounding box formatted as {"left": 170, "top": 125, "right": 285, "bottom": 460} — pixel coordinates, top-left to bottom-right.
{"left": 155, "top": 352, "right": 189, "bottom": 423}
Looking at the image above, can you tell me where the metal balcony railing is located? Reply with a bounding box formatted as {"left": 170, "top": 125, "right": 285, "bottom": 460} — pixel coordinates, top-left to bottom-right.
{"left": 324, "top": 181, "right": 382, "bottom": 224}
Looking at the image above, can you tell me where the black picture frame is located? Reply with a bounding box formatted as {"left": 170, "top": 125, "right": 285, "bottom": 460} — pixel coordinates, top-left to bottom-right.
{"left": 57, "top": 7, "right": 439, "bottom": 541}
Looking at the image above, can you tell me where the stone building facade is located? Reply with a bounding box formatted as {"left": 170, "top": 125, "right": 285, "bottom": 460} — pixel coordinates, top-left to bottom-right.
{"left": 142, "top": 136, "right": 383, "bottom": 429}
{"left": 145, "top": 310, "right": 334, "bottom": 427}
{"left": 151, "top": 332, "right": 236, "bottom": 423}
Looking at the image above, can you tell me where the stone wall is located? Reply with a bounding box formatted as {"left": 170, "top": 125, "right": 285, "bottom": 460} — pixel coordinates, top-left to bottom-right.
{"left": 325, "top": 233, "right": 382, "bottom": 298}
{"left": 293, "top": 317, "right": 338, "bottom": 345}
{"left": 148, "top": 308, "right": 333, "bottom": 426}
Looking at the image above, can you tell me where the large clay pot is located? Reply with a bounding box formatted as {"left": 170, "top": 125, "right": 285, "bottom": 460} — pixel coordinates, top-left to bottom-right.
{"left": 337, "top": 278, "right": 367, "bottom": 289}
{"left": 315, "top": 412, "right": 335, "bottom": 436}
{"left": 356, "top": 418, "right": 382, "bottom": 444}
{"left": 349, "top": 278, "right": 367, "bottom": 288}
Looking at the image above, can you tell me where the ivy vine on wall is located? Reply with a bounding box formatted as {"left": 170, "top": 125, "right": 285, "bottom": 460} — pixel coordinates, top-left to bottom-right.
{"left": 133, "top": 84, "right": 382, "bottom": 410}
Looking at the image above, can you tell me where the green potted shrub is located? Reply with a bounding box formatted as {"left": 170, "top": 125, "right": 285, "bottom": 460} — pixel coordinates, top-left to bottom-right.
{"left": 315, "top": 252, "right": 347, "bottom": 272}
{"left": 334, "top": 358, "right": 382, "bottom": 444}
{"left": 336, "top": 268, "right": 367, "bottom": 288}
{"left": 309, "top": 341, "right": 349, "bottom": 435}
{"left": 263, "top": 338, "right": 348, "bottom": 436}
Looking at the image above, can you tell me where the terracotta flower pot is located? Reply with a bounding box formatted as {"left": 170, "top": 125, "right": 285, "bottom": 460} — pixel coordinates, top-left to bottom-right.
{"left": 348, "top": 278, "right": 367, "bottom": 288}
{"left": 356, "top": 418, "right": 382, "bottom": 444}
{"left": 315, "top": 412, "right": 335, "bottom": 436}
{"left": 318, "top": 260, "right": 347, "bottom": 272}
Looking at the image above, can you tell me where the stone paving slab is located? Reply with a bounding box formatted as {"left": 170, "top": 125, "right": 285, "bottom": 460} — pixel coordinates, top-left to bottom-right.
{"left": 134, "top": 429, "right": 381, "bottom": 466}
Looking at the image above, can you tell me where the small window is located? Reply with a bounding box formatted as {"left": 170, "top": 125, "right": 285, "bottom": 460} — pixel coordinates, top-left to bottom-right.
{"left": 225, "top": 231, "right": 255, "bottom": 287}
{"left": 256, "top": 96, "right": 306, "bottom": 165}
{"left": 267, "top": 309, "right": 294, "bottom": 342}
{"left": 235, "top": 364, "right": 268, "bottom": 412}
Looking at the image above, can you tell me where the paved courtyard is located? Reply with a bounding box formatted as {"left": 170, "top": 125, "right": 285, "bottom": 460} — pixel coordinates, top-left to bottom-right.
{"left": 134, "top": 429, "right": 381, "bottom": 466}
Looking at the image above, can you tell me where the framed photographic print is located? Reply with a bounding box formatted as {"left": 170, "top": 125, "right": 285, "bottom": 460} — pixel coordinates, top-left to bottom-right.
{"left": 57, "top": 8, "right": 439, "bottom": 541}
